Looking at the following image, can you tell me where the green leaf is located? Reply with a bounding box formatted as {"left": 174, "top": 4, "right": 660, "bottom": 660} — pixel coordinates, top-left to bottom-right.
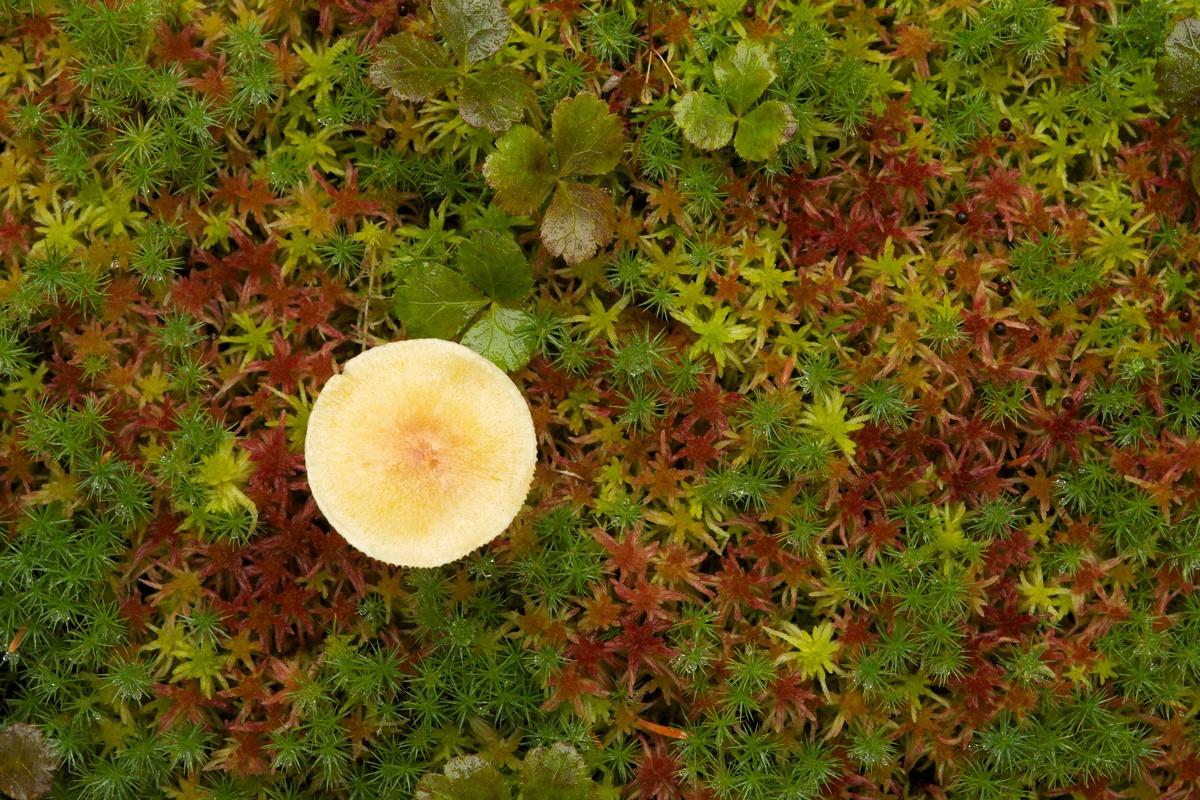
{"left": 673, "top": 91, "right": 735, "bottom": 151}
{"left": 457, "top": 231, "right": 532, "bottom": 300}
{"left": 521, "top": 744, "right": 599, "bottom": 800}
{"left": 368, "top": 32, "right": 456, "bottom": 102}
{"left": 415, "top": 755, "right": 510, "bottom": 800}
{"left": 550, "top": 94, "right": 625, "bottom": 178}
{"left": 461, "top": 307, "right": 535, "bottom": 372}
{"left": 394, "top": 264, "right": 488, "bottom": 339}
{"left": 713, "top": 40, "right": 777, "bottom": 115}
{"left": 431, "top": 0, "right": 510, "bottom": 66}
{"left": 734, "top": 100, "right": 796, "bottom": 161}
{"left": 0, "top": 723, "right": 56, "bottom": 800}
{"left": 459, "top": 65, "right": 534, "bottom": 133}
{"left": 540, "top": 182, "right": 617, "bottom": 265}
{"left": 483, "top": 125, "right": 556, "bottom": 215}
{"left": 1156, "top": 18, "right": 1200, "bottom": 117}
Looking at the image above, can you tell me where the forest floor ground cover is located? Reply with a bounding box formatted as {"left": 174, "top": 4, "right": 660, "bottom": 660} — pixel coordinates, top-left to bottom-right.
{"left": 4, "top": 0, "right": 1200, "bottom": 798}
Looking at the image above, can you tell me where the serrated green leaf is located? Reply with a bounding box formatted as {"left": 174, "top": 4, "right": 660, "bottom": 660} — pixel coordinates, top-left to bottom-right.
{"left": 415, "top": 755, "right": 510, "bottom": 800}
{"left": 457, "top": 231, "right": 532, "bottom": 300}
{"left": 394, "top": 264, "right": 488, "bottom": 339}
{"left": 368, "top": 32, "right": 456, "bottom": 102}
{"left": 461, "top": 307, "right": 534, "bottom": 372}
{"left": 713, "top": 40, "right": 777, "bottom": 115}
{"left": 460, "top": 66, "right": 534, "bottom": 133}
{"left": 550, "top": 94, "right": 625, "bottom": 178}
{"left": 1156, "top": 18, "right": 1200, "bottom": 117}
{"left": 431, "top": 0, "right": 510, "bottom": 65}
{"left": 0, "top": 724, "right": 56, "bottom": 800}
{"left": 541, "top": 182, "right": 616, "bottom": 265}
{"left": 521, "top": 744, "right": 599, "bottom": 800}
{"left": 734, "top": 100, "right": 796, "bottom": 161}
{"left": 673, "top": 91, "right": 735, "bottom": 151}
{"left": 483, "top": 125, "right": 556, "bottom": 215}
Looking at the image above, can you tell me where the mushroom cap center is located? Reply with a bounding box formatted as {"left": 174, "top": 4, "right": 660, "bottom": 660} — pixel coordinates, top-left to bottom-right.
{"left": 400, "top": 425, "right": 450, "bottom": 475}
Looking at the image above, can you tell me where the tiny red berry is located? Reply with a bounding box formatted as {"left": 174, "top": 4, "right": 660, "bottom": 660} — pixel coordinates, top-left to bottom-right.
{"left": 1181, "top": 308, "right": 1193, "bottom": 323}
{"left": 742, "top": 3, "right": 754, "bottom": 16}
{"left": 955, "top": 210, "right": 969, "bottom": 225}
{"left": 1062, "top": 396, "right": 1076, "bottom": 410}
{"left": 857, "top": 341, "right": 871, "bottom": 356}
{"left": 945, "top": 268, "right": 957, "bottom": 281}
{"left": 862, "top": 127, "right": 874, "bottom": 141}
{"left": 996, "top": 281, "right": 1011, "bottom": 298}
{"left": 993, "top": 321, "right": 1007, "bottom": 336}
{"left": 384, "top": 128, "right": 396, "bottom": 141}
{"left": 661, "top": 235, "right": 676, "bottom": 253}
{"left": 998, "top": 118, "right": 1012, "bottom": 132}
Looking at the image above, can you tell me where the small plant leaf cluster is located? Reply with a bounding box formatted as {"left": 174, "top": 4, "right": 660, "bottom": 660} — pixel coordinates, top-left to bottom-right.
{"left": 1156, "top": 18, "right": 1200, "bottom": 117}
{"left": 370, "top": 0, "right": 533, "bottom": 133}
{"left": 674, "top": 40, "right": 797, "bottom": 161}
{"left": 0, "top": 724, "right": 56, "bottom": 800}
{"left": 393, "top": 230, "right": 536, "bottom": 369}
{"left": 415, "top": 743, "right": 598, "bottom": 800}
{"left": 484, "top": 94, "right": 626, "bottom": 265}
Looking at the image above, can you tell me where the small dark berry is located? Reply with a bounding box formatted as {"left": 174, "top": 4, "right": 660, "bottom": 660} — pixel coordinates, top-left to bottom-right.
{"left": 945, "top": 268, "right": 957, "bottom": 281}
{"left": 1006, "top": 133, "right": 1016, "bottom": 143}
{"left": 1180, "top": 308, "right": 1193, "bottom": 323}
{"left": 1061, "top": 396, "right": 1076, "bottom": 410}
{"left": 996, "top": 281, "right": 1011, "bottom": 298}
{"left": 998, "top": 118, "right": 1012, "bottom": 132}
{"left": 862, "top": 127, "right": 874, "bottom": 141}
{"left": 398, "top": 1, "right": 408, "bottom": 13}
{"left": 383, "top": 128, "right": 396, "bottom": 141}
{"left": 661, "top": 235, "right": 676, "bottom": 253}
{"left": 742, "top": 3, "right": 755, "bottom": 16}
{"left": 955, "top": 210, "right": 969, "bottom": 225}
{"left": 993, "top": 321, "right": 1007, "bottom": 336}
{"left": 857, "top": 341, "right": 871, "bottom": 356}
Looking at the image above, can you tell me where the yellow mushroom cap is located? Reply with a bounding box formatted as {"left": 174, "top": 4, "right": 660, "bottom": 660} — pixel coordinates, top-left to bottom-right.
{"left": 305, "top": 339, "right": 537, "bottom": 568}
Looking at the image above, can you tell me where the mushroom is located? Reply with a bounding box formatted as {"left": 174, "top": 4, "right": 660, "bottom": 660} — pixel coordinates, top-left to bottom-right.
{"left": 305, "top": 339, "right": 537, "bottom": 568}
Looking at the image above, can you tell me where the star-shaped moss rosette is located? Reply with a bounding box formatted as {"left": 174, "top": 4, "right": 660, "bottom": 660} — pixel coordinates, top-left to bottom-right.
{"left": 304, "top": 339, "right": 537, "bottom": 568}
{"left": 673, "top": 39, "right": 796, "bottom": 162}
{"left": 392, "top": 229, "right": 537, "bottom": 372}
{"left": 482, "top": 93, "right": 626, "bottom": 265}
{"left": 368, "top": 0, "right": 533, "bottom": 133}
